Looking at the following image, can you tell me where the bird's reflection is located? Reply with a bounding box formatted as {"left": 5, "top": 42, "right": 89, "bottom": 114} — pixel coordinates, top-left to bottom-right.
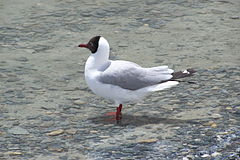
{"left": 88, "top": 114, "right": 200, "bottom": 126}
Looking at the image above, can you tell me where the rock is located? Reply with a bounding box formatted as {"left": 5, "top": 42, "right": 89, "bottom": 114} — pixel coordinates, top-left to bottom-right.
{"left": 99, "top": 135, "right": 110, "bottom": 138}
{"left": 15, "top": 57, "right": 28, "bottom": 62}
{"left": 47, "top": 129, "right": 64, "bottom": 136}
{"left": 7, "top": 77, "right": 21, "bottom": 82}
{"left": 65, "top": 129, "right": 77, "bottom": 135}
{"left": 212, "top": 113, "right": 221, "bottom": 119}
{"left": 68, "top": 97, "right": 82, "bottom": 100}
{"left": 0, "top": 73, "right": 7, "bottom": 78}
{"left": 211, "top": 9, "right": 225, "bottom": 14}
{"left": 138, "top": 138, "right": 158, "bottom": 143}
{"left": 118, "top": 43, "right": 128, "bottom": 47}
{"left": 5, "top": 151, "right": 22, "bottom": 155}
{"left": 73, "top": 100, "right": 86, "bottom": 105}
{"left": 218, "top": 131, "right": 234, "bottom": 135}
{"left": 211, "top": 86, "right": 220, "bottom": 90}
{"left": 236, "top": 147, "right": 240, "bottom": 153}
{"left": 203, "top": 121, "right": 217, "bottom": 128}
{"left": 211, "top": 123, "right": 217, "bottom": 128}
{"left": 186, "top": 155, "right": 195, "bottom": 159}
{"left": 230, "top": 16, "right": 239, "bottom": 19}
{"left": 0, "top": 131, "right": 5, "bottom": 136}
{"left": 211, "top": 152, "right": 221, "bottom": 157}
{"left": 225, "top": 106, "right": 232, "bottom": 110}
{"left": 8, "top": 126, "right": 29, "bottom": 135}
{"left": 201, "top": 154, "right": 210, "bottom": 158}
{"left": 48, "top": 144, "right": 65, "bottom": 152}
{"left": 215, "top": 73, "right": 226, "bottom": 78}
{"left": 90, "top": 130, "right": 98, "bottom": 134}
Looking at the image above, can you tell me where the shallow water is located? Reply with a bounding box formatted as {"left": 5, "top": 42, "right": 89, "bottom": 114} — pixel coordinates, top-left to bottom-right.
{"left": 0, "top": 0, "right": 240, "bottom": 159}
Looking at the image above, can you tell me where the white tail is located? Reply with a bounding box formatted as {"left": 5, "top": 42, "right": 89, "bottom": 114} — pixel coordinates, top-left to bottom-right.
{"left": 148, "top": 81, "right": 179, "bottom": 92}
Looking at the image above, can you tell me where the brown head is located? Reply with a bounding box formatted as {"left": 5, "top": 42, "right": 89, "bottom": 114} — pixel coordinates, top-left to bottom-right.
{"left": 78, "top": 36, "right": 101, "bottom": 53}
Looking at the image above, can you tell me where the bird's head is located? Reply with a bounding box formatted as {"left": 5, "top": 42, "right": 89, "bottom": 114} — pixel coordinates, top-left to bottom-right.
{"left": 79, "top": 36, "right": 109, "bottom": 54}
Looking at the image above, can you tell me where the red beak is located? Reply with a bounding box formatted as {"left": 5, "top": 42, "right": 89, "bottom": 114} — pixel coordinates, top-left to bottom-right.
{"left": 78, "top": 44, "right": 88, "bottom": 48}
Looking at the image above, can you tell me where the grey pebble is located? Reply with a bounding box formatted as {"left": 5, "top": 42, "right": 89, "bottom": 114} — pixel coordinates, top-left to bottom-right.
{"left": 15, "top": 57, "right": 29, "bottom": 62}
{"left": 7, "top": 77, "right": 21, "bottom": 82}
{"left": 8, "top": 126, "right": 30, "bottom": 135}
{"left": 230, "top": 16, "right": 239, "bottom": 19}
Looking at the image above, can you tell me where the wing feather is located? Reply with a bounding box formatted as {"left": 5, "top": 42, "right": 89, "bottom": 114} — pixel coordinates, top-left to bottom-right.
{"left": 98, "top": 61, "right": 173, "bottom": 90}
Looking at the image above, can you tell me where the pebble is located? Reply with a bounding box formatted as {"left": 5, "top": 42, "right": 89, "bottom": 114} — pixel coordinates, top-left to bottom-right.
{"left": 211, "top": 9, "right": 225, "bottom": 14}
{"left": 73, "top": 100, "right": 86, "bottom": 105}
{"left": 215, "top": 73, "right": 226, "bottom": 78}
{"left": 230, "top": 16, "right": 239, "bottom": 19}
{"left": 48, "top": 145, "right": 64, "bottom": 152}
{"left": 211, "top": 152, "right": 221, "bottom": 157}
{"left": 201, "top": 154, "right": 210, "bottom": 158}
{"left": 7, "top": 77, "right": 21, "bottom": 82}
{"left": 99, "top": 135, "right": 110, "bottom": 139}
{"left": 65, "top": 129, "right": 77, "bottom": 135}
{"left": 5, "top": 151, "right": 22, "bottom": 155}
{"left": 0, "top": 131, "right": 5, "bottom": 136}
{"left": 47, "top": 129, "right": 64, "bottom": 136}
{"left": 8, "top": 126, "right": 29, "bottom": 135}
{"left": 212, "top": 113, "right": 222, "bottom": 119}
{"left": 15, "top": 57, "right": 28, "bottom": 62}
{"left": 90, "top": 130, "right": 98, "bottom": 134}
{"left": 211, "top": 86, "right": 220, "bottom": 90}
{"left": 138, "top": 138, "right": 158, "bottom": 143}
{"left": 203, "top": 121, "right": 217, "bottom": 128}
{"left": 225, "top": 106, "right": 232, "bottom": 110}
{"left": 68, "top": 97, "right": 82, "bottom": 100}
{"left": 0, "top": 73, "right": 8, "bottom": 78}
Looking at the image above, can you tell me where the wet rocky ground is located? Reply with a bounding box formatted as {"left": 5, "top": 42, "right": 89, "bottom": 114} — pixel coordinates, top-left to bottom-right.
{"left": 0, "top": 0, "right": 240, "bottom": 159}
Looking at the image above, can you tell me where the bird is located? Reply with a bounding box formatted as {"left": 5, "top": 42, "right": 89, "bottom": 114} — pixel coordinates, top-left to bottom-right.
{"left": 78, "top": 36, "right": 195, "bottom": 121}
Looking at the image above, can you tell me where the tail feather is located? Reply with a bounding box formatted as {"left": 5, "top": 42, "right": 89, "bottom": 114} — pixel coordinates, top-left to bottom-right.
{"left": 148, "top": 81, "right": 179, "bottom": 92}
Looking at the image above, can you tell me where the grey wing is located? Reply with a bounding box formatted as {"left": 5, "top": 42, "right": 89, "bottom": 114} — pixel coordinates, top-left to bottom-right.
{"left": 98, "top": 61, "right": 173, "bottom": 90}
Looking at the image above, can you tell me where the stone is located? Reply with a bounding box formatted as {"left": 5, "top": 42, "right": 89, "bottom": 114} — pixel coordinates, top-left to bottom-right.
{"left": 230, "top": 16, "right": 239, "bottom": 19}
{"left": 0, "top": 73, "right": 7, "bottom": 78}
{"left": 225, "top": 106, "right": 232, "bottom": 110}
{"left": 47, "top": 129, "right": 64, "bottom": 136}
{"left": 48, "top": 145, "right": 64, "bottom": 152}
{"left": 73, "top": 100, "right": 86, "bottom": 105}
{"left": 5, "top": 151, "right": 22, "bottom": 155}
{"left": 138, "top": 138, "right": 158, "bottom": 143}
{"left": 203, "top": 121, "right": 217, "bottom": 128}
{"left": 7, "top": 77, "right": 21, "bottom": 82}
{"left": 211, "top": 152, "right": 221, "bottom": 157}
{"left": 211, "top": 86, "right": 220, "bottom": 90}
{"left": 8, "top": 126, "right": 29, "bottom": 135}
{"left": 201, "top": 154, "right": 210, "bottom": 158}
{"left": 15, "top": 57, "right": 28, "bottom": 62}
{"left": 215, "top": 73, "right": 226, "bottom": 78}
{"left": 90, "top": 130, "right": 98, "bottom": 134}
{"left": 99, "top": 136, "right": 110, "bottom": 138}
{"left": 65, "top": 129, "right": 77, "bottom": 135}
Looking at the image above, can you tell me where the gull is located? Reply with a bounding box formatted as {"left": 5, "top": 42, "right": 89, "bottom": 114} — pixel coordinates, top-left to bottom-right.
{"left": 78, "top": 36, "right": 195, "bottom": 120}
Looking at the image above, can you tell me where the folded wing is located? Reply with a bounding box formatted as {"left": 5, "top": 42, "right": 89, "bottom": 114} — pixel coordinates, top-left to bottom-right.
{"left": 98, "top": 61, "right": 174, "bottom": 90}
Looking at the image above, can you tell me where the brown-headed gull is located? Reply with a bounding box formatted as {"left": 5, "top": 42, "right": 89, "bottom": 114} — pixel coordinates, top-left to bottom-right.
{"left": 79, "top": 36, "right": 195, "bottom": 120}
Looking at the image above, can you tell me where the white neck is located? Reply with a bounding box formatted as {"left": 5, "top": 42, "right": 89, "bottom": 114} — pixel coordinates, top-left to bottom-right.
{"left": 85, "top": 37, "right": 110, "bottom": 70}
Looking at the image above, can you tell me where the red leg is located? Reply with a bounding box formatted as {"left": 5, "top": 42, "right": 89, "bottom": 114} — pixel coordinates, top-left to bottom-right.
{"left": 105, "top": 104, "right": 123, "bottom": 121}
{"left": 116, "top": 104, "right": 122, "bottom": 120}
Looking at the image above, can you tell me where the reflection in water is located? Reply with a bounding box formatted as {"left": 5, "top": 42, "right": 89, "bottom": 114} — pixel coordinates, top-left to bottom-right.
{"left": 89, "top": 114, "right": 200, "bottom": 126}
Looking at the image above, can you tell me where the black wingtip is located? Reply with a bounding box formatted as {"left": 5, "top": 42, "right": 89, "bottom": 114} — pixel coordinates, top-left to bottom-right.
{"left": 186, "top": 68, "right": 196, "bottom": 75}
{"left": 171, "top": 68, "right": 196, "bottom": 80}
